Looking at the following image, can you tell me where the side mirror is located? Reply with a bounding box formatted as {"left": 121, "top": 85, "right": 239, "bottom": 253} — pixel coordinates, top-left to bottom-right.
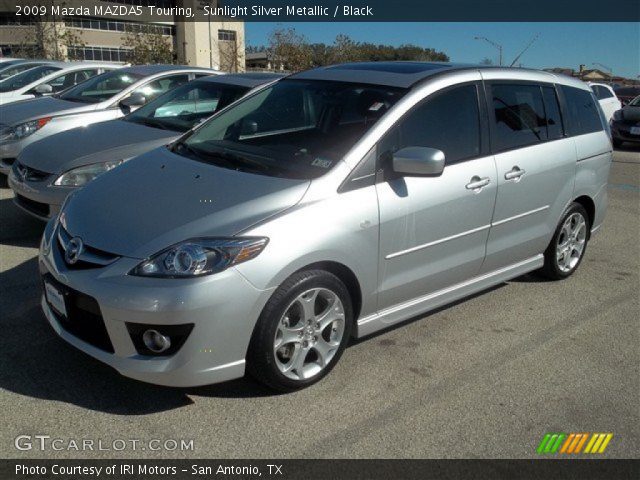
{"left": 119, "top": 92, "right": 147, "bottom": 112}
{"left": 240, "top": 119, "right": 258, "bottom": 136}
{"left": 392, "top": 146, "right": 445, "bottom": 176}
{"left": 34, "top": 83, "right": 53, "bottom": 95}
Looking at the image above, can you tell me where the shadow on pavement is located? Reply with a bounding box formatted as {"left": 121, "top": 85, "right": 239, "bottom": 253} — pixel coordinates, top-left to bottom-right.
{"left": 0, "top": 198, "right": 44, "bottom": 249}
{"left": 0, "top": 257, "right": 280, "bottom": 415}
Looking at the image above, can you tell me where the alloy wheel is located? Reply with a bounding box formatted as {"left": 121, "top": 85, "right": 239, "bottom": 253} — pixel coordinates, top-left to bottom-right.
{"left": 556, "top": 212, "right": 587, "bottom": 273}
{"left": 273, "top": 288, "right": 346, "bottom": 381}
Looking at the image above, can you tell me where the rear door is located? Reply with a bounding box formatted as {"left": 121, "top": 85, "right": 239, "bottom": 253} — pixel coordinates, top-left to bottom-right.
{"left": 480, "top": 81, "right": 577, "bottom": 273}
{"left": 376, "top": 83, "right": 497, "bottom": 310}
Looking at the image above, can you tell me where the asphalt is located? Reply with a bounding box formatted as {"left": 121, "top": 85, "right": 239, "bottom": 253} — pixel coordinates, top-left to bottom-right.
{"left": 0, "top": 148, "right": 638, "bottom": 459}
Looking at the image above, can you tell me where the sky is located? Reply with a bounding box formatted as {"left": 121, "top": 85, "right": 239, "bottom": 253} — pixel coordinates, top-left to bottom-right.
{"left": 244, "top": 22, "right": 640, "bottom": 79}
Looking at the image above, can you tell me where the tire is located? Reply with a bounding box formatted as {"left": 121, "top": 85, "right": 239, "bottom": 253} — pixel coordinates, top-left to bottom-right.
{"left": 247, "top": 269, "right": 353, "bottom": 392}
{"left": 612, "top": 139, "right": 623, "bottom": 148}
{"left": 538, "top": 202, "right": 590, "bottom": 280}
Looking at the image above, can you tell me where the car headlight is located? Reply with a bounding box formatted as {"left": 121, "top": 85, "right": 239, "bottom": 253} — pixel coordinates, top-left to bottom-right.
{"left": 54, "top": 159, "right": 125, "bottom": 187}
{"left": 7, "top": 117, "right": 52, "bottom": 142}
{"left": 131, "top": 237, "right": 269, "bottom": 278}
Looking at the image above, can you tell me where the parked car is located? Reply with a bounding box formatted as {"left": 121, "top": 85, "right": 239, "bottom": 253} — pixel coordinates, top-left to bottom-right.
{"left": 614, "top": 86, "right": 640, "bottom": 106}
{"left": 38, "top": 63, "right": 611, "bottom": 391}
{"left": 610, "top": 94, "right": 640, "bottom": 148}
{"left": 589, "top": 82, "right": 622, "bottom": 121}
{"left": 0, "top": 60, "right": 55, "bottom": 81}
{"left": 0, "top": 62, "right": 121, "bottom": 105}
{"left": 10, "top": 73, "right": 283, "bottom": 220}
{"left": 0, "top": 57, "right": 22, "bottom": 63}
{"left": 0, "top": 65, "right": 219, "bottom": 175}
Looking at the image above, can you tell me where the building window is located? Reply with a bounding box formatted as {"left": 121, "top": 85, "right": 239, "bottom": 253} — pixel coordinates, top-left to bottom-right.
{"left": 0, "top": 12, "right": 37, "bottom": 25}
{"left": 64, "top": 17, "right": 174, "bottom": 36}
{"left": 67, "top": 46, "right": 132, "bottom": 63}
{"left": 218, "top": 30, "right": 237, "bottom": 42}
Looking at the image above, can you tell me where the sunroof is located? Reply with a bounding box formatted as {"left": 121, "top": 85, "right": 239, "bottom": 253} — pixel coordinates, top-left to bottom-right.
{"left": 327, "top": 62, "right": 451, "bottom": 74}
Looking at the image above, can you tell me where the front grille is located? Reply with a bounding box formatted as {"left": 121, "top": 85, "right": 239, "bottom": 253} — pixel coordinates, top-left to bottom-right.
{"left": 57, "top": 225, "right": 120, "bottom": 269}
{"left": 12, "top": 161, "right": 51, "bottom": 182}
{"left": 42, "top": 273, "right": 114, "bottom": 353}
{"left": 15, "top": 194, "right": 50, "bottom": 217}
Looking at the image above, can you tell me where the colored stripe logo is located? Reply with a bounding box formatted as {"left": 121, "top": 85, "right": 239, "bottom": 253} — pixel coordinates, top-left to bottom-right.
{"left": 537, "top": 433, "right": 613, "bottom": 454}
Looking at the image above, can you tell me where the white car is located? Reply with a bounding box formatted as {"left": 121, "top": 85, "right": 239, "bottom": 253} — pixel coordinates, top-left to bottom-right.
{"left": 589, "top": 82, "right": 622, "bottom": 121}
{"left": 0, "top": 62, "right": 121, "bottom": 105}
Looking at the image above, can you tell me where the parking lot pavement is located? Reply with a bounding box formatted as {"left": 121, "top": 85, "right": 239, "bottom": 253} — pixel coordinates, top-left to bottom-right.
{"left": 0, "top": 149, "right": 638, "bottom": 459}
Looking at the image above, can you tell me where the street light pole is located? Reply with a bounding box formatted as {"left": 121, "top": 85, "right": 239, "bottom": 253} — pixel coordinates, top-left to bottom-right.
{"left": 474, "top": 36, "right": 503, "bottom": 66}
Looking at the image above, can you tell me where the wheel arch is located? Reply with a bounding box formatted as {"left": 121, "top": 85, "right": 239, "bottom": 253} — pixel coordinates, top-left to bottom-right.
{"left": 291, "top": 261, "right": 363, "bottom": 326}
{"left": 573, "top": 195, "right": 596, "bottom": 238}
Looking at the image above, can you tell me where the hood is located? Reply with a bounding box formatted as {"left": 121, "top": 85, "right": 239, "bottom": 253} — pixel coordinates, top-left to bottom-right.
{"left": 63, "top": 147, "right": 310, "bottom": 258}
{"left": 621, "top": 106, "right": 640, "bottom": 122}
{"left": 0, "top": 96, "right": 95, "bottom": 126}
{"left": 19, "top": 119, "right": 177, "bottom": 174}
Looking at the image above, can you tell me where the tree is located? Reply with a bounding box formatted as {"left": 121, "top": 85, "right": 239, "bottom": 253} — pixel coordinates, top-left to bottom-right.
{"left": 121, "top": 25, "right": 174, "bottom": 65}
{"left": 12, "top": 16, "right": 85, "bottom": 60}
{"left": 480, "top": 57, "right": 494, "bottom": 66}
{"left": 330, "top": 34, "right": 360, "bottom": 64}
{"left": 218, "top": 35, "right": 244, "bottom": 73}
{"left": 267, "top": 28, "right": 313, "bottom": 72}
{"left": 258, "top": 29, "right": 449, "bottom": 71}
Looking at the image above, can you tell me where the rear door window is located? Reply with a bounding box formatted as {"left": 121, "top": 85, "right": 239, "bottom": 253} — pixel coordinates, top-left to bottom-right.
{"left": 490, "top": 83, "right": 548, "bottom": 151}
{"left": 133, "top": 74, "right": 190, "bottom": 102}
{"left": 592, "top": 85, "right": 614, "bottom": 99}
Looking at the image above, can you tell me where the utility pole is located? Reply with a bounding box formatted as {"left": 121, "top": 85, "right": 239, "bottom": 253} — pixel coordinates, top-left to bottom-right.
{"left": 474, "top": 36, "right": 503, "bottom": 66}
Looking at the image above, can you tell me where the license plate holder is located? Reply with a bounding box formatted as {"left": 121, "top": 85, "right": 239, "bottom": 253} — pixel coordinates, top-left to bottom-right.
{"left": 630, "top": 126, "right": 640, "bottom": 135}
{"left": 44, "top": 281, "right": 67, "bottom": 318}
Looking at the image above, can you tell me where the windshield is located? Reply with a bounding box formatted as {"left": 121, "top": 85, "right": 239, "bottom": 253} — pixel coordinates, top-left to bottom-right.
{"left": 60, "top": 70, "right": 143, "bottom": 103}
{"left": 176, "top": 79, "right": 406, "bottom": 179}
{"left": 0, "top": 63, "right": 44, "bottom": 80}
{"left": 0, "top": 65, "right": 61, "bottom": 92}
{"left": 126, "top": 80, "right": 249, "bottom": 133}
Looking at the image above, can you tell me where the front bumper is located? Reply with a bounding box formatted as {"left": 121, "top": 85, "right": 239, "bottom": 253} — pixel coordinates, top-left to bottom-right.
{"left": 611, "top": 121, "right": 640, "bottom": 144}
{"left": 0, "top": 134, "right": 43, "bottom": 175}
{"left": 8, "top": 168, "right": 69, "bottom": 221}
{"left": 38, "top": 220, "right": 275, "bottom": 387}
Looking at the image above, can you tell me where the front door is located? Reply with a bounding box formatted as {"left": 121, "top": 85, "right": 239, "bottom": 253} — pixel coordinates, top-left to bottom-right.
{"left": 376, "top": 83, "right": 497, "bottom": 311}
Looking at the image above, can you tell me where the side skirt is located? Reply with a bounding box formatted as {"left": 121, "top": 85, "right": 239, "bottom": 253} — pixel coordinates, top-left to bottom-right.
{"left": 356, "top": 254, "right": 544, "bottom": 338}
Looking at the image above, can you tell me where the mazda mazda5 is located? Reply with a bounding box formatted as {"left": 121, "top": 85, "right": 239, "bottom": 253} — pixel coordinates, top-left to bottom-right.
{"left": 38, "top": 62, "right": 612, "bottom": 391}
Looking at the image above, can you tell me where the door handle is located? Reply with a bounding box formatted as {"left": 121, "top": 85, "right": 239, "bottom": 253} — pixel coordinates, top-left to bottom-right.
{"left": 465, "top": 176, "right": 491, "bottom": 191}
{"left": 504, "top": 166, "right": 526, "bottom": 181}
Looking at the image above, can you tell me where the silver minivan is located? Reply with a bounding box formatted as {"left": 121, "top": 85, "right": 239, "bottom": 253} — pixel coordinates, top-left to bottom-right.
{"left": 38, "top": 62, "right": 612, "bottom": 391}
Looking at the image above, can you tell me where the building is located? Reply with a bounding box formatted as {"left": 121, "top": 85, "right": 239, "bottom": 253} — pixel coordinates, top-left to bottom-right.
{"left": 544, "top": 66, "right": 639, "bottom": 87}
{"left": 0, "top": 0, "right": 245, "bottom": 71}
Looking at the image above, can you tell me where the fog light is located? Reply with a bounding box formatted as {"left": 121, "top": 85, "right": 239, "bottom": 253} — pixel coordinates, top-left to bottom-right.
{"left": 142, "top": 329, "right": 171, "bottom": 353}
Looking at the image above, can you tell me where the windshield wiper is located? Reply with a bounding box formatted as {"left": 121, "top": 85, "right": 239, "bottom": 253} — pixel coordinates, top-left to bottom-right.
{"left": 136, "top": 117, "right": 173, "bottom": 131}
{"left": 206, "top": 148, "right": 272, "bottom": 173}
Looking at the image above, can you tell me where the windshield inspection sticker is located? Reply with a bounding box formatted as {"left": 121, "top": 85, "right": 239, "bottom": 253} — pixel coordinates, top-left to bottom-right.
{"left": 312, "top": 158, "right": 333, "bottom": 168}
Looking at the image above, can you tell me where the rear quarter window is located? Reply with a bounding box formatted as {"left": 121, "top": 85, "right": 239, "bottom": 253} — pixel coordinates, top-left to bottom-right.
{"left": 560, "top": 85, "right": 603, "bottom": 136}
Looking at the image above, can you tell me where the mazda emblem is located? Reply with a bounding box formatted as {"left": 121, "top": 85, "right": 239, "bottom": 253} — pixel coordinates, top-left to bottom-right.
{"left": 65, "top": 237, "right": 84, "bottom": 265}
